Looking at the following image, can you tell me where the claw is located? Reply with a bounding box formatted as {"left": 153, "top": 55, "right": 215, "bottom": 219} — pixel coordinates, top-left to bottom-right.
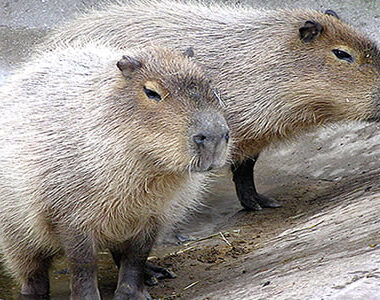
{"left": 144, "top": 262, "right": 176, "bottom": 286}
{"left": 144, "top": 274, "right": 159, "bottom": 286}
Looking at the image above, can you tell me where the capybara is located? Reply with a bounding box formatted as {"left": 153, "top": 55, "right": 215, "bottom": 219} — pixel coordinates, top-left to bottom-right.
{"left": 0, "top": 44, "right": 230, "bottom": 299}
{"left": 44, "top": 1, "right": 380, "bottom": 210}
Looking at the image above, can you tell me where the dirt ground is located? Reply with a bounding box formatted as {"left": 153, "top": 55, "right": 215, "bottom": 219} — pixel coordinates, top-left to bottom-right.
{"left": 0, "top": 0, "right": 379, "bottom": 299}
{"left": 1, "top": 168, "right": 379, "bottom": 299}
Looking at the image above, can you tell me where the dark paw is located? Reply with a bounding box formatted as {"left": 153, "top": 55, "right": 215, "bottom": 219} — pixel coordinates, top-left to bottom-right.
{"left": 20, "top": 281, "right": 50, "bottom": 300}
{"left": 255, "top": 194, "right": 282, "bottom": 209}
{"left": 240, "top": 198, "right": 263, "bottom": 211}
{"left": 144, "top": 262, "right": 176, "bottom": 286}
{"left": 236, "top": 186, "right": 263, "bottom": 211}
{"left": 239, "top": 193, "right": 282, "bottom": 211}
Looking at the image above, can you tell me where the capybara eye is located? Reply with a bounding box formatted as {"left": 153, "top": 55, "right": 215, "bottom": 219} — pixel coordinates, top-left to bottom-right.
{"left": 332, "top": 49, "right": 354, "bottom": 63}
{"left": 143, "top": 86, "right": 162, "bottom": 102}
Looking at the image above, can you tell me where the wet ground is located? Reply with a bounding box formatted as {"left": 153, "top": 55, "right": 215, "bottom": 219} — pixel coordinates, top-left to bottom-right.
{"left": 0, "top": 0, "right": 379, "bottom": 299}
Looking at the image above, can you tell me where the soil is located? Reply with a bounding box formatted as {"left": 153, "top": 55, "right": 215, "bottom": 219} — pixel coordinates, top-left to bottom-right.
{"left": 2, "top": 167, "right": 378, "bottom": 299}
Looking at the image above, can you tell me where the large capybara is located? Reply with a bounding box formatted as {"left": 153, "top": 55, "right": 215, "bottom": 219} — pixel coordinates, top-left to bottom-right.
{"left": 0, "top": 44, "right": 230, "bottom": 299}
{"left": 43, "top": 1, "right": 380, "bottom": 211}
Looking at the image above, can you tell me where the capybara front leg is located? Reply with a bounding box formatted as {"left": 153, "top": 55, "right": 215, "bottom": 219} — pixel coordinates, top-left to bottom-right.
{"left": 112, "top": 233, "right": 157, "bottom": 300}
{"left": 232, "top": 156, "right": 282, "bottom": 210}
{"left": 20, "top": 256, "right": 51, "bottom": 298}
{"left": 59, "top": 231, "right": 100, "bottom": 300}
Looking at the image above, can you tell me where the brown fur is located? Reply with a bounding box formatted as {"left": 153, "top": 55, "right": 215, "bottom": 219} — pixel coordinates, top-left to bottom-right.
{"left": 0, "top": 43, "right": 230, "bottom": 297}
{"left": 43, "top": 0, "right": 380, "bottom": 162}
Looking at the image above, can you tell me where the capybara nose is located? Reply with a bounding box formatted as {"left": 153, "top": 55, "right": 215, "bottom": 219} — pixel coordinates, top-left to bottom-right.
{"left": 190, "top": 111, "right": 230, "bottom": 172}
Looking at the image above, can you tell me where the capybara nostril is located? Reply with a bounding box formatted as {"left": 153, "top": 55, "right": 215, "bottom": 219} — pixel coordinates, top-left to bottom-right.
{"left": 224, "top": 131, "right": 230, "bottom": 143}
{"left": 193, "top": 134, "right": 207, "bottom": 146}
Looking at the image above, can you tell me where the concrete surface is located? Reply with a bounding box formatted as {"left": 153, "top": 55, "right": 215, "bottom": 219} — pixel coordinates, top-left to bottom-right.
{"left": 202, "top": 173, "right": 380, "bottom": 300}
{"left": 0, "top": 0, "right": 379, "bottom": 299}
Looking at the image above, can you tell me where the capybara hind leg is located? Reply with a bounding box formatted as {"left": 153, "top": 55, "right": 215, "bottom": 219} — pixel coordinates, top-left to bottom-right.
{"left": 59, "top": 232, "right": 100, "bottom": 300}
{"left": 20, "top": 256, "right": 51, "bottom": 298}
{"left": 232, "top": 157, "right": 262, "bottom": 210}
{"left": 232, "top": 157, "right": 282, "bottom": 210}
{"left": 111, "top": 233, "right": 157, "bottom": 300}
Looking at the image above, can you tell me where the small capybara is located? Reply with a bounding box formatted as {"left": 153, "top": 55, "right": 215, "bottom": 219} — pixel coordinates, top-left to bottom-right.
{"left": 0, "top": 44, "right": 230, "bottom": 299}
{"left": 44, "top": 1, "right": 380, "bottom": 210}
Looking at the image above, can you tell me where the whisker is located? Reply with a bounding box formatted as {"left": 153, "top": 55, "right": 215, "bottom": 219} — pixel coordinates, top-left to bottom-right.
{"left": 213, "top": 88, "right": 226, "bottom": 108}
{"left": 162, "top": 92, "right": 170, "bottom": 101}
{"left": 196, "top": 157, "right": 201, "bottom": 170}
{"left": 188, "top": 155, "right": 197, "bottom": 179}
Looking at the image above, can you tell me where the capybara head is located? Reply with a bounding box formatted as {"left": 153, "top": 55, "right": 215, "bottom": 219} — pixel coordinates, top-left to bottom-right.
{"left": 282, "top": 10, "right": 380, "bottom": 124}
{"left": 116, "top": 47, "right": 230, "bottom": 173}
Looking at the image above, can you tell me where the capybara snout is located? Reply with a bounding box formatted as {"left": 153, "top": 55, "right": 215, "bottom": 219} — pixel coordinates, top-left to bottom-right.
{"left": 189, "top": 110, "right": 230, "bottom": 172}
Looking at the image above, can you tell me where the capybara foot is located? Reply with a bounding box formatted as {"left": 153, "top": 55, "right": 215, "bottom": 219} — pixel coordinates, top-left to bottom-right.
{"left": 238, "top": 191, "right": 262, "bottom": 211}
{"left": 241, "top": 198, "right": 262, "bottom": 211}
{"left": 20, "top": 265, "right": 50, "bottom": 299}
{"left": 240, "top": 193, "right": 282, "bottom": 211}
{"left": 144, "top": 262, "right": 176, "bottom": 286}
{"left": 114, "top": 284, "right": 152, "bottom": 300}
{"left": 255, "top": 194, "right": 282, "bottom": 209}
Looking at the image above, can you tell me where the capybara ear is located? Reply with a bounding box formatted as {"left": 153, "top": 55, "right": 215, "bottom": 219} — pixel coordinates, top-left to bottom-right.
{"left": 117, "top": 55, "right": 142, "bottom": 78}
{"left": 325, "top": 9, "right": 340, "bottom": 19}
{"left": 183, "top": 47, "right": 195, "bottom": 58}
{"left": 299, "top": 20, "right": 324, "bottom": 43}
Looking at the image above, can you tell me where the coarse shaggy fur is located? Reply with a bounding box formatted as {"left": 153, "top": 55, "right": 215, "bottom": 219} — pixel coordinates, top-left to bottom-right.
{"left": 43, "top": 0, "right": 380, "bottom": 161}
{"left": 0, "top": 43, "right": 229, "bottom": 282}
